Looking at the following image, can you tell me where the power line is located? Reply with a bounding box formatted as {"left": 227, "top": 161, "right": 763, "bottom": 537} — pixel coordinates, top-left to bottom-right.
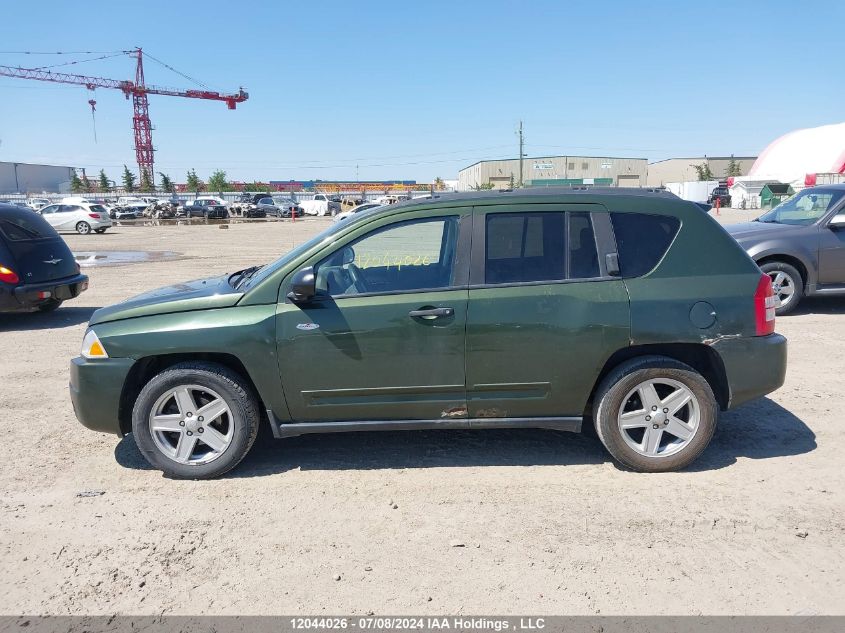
{"left": 25, "top": 51, "right": 130, "bottom": 72}
{"left": 143, "top": 51, "right": 210, "bottom": 90}
{"left": 0, "top": 50, "right": 127, "bottom": 55}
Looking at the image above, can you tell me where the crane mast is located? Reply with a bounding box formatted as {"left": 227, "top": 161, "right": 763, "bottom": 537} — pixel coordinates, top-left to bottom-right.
{"left": 0, "top": 48, "right": 248, "bottom": 184}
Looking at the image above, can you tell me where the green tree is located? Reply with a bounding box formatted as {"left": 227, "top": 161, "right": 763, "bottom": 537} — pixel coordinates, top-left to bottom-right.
{"left": 508, "top": 174, "right": 516, "bottom": 189}
{"left": 82, "top": 174, "right": 92, "bottom": 193}
{"left": 692, "top": 162, "right": 715, "bottom": 181}
{"left": 158, "top": 172, "right": 175, "bottom": 193}
{"left": 433, "top": 177, "right": 445, "bottom": 191}
{"left": 70, "top": 171, "right": 84, "bottom": 193}
{"left": 186, "top": 169, "right": 203, "bottom": 193}
{"left": 208, "top": 169, "right": 230, "bottom": 192}
{"left": 98, "top": 169, "right": 110, "bottom": 192}
{"left": 122, "top": 165, "right": 137, "bottom": 192}
{"left": 472, "top": 182, "right": 495, "bottom": 191}
{"left": 139, "top": 170, "right": 154, "bottom": 192}
{"left": 726, "top": 155, "right": 742, "bottom": 177}
{"left": 243, "top": 181, "right": 269, "bottom": 192}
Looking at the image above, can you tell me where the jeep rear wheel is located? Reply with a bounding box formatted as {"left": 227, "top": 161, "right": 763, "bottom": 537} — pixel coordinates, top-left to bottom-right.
{"left": 131, "top": 362, "right": 260, "bottom": 479}
{"left": 759, "top": 261, "right": 803, "bottom": 315}
{"left": 594, "top": 356, "right": 718, "bottom": 472}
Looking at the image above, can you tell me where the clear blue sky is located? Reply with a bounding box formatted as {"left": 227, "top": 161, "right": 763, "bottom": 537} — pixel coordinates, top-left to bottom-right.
{"left": 1, "top": 0, "right": 843, "bottom": 184}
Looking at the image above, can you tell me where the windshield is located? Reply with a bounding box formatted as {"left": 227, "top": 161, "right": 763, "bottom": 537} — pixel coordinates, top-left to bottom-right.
{"left": 238, "top": 206, "right": 382, "bottom": 291}
{"left": 757, "top": 189, "right": 845, "bottom": 225}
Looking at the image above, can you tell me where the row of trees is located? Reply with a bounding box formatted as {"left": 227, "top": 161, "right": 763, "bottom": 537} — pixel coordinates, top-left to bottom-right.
{"left": 71, "top": 167, "right": 220, "bottom": 194}
{"left": 72, "top": 168, "right": 450, "bottom": 194}
{"left": 692, "top": 155, "right": 743, "bottom": 181}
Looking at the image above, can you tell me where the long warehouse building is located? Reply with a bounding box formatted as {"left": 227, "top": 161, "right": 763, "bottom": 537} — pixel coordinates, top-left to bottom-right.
{"left": 0, "top": 161, "right": 76, "bottom": 194}
{"left": 457, "top": 155, "right": 648, "bottom": 191}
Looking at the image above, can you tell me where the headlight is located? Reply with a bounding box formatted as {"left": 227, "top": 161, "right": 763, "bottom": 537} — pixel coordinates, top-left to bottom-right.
{"left": 81, "top": 329, "right": 109, "bottom": 359}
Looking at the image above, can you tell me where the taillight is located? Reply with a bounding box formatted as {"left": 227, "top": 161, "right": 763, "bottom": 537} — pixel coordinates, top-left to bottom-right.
{"left": 754, "top": 273, "right": 776, "bottom": 335}
{"left": 0, "top": 265, "right": 19, "bottom": 284}
{"left": 88, "top": 213, "right": 101, "bottom": 219}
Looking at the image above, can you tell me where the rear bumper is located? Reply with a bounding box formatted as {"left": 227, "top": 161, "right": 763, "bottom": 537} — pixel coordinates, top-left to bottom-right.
{"left": 1, "top": 273, "right": 88, "bottom": 311}
{"left": 69, "top": 356, "right": 135, "bottom": 436}
{"left": 712, "top": 333, "right": 787, "bottom": 409}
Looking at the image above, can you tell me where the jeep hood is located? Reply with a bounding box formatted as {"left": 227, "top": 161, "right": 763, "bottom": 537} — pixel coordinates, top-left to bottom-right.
{"left": 89, "top": 274, "right": 243, "bottom": 325}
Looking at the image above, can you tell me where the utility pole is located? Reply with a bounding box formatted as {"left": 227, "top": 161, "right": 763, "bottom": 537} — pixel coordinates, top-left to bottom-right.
{"left": 518, "top": 120, "right": 524, "bottom": 188}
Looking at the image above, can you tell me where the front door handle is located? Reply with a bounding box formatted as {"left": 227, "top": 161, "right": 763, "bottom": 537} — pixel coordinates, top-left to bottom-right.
{"left": 409, "top": 307, "right": 454, "bottom": 320}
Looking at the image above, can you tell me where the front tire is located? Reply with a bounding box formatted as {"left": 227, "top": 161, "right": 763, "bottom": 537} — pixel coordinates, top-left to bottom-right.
{"left": 131, "top": 362, "right": 260, "bottom": 479}
{"left": 759, "top": 261, "right": 803, "bottom": 315}
{"left": 594, "top": 356, "right": 718, "bottom": 472}
{"left": 76, "top": 221, "right": 91, "bottom": 235}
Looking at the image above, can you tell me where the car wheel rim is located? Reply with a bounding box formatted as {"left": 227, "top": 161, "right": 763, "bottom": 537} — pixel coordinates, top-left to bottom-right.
{"left": 617, "top": 378, "right": 700, "bottom": 458}
{"left": 149, "top": 384, "right": 234, "bottom": 465}
{"left": 767, "top": 271, "right": 795, "bottom": 307}
{"left": 78, "top": 223, "right": 90, "bottom": 234}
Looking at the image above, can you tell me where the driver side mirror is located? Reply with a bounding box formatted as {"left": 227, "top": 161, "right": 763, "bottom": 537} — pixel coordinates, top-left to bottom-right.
{"left": 829, "top": 213, "right": 845, "bottom": 230}
{"left": 286, "top": 266, "right": 316, "bottom": 303}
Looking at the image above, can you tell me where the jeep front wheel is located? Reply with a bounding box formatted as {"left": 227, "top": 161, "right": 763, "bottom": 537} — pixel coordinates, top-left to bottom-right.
{"left": 131, "top": 362, "right": 260, "bottom": 479}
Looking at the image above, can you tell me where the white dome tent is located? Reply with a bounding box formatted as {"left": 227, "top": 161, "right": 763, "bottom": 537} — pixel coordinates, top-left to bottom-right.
{"left": 747, "top": 121, "right": 845, "bottom": 187}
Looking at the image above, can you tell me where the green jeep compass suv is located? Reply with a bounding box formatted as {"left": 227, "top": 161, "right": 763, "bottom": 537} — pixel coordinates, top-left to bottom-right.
{"left": 70, "top": 188, "right": 787, "bottom": 478}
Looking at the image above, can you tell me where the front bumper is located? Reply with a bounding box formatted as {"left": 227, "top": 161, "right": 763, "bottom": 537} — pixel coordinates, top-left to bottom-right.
{"left": 712, "top": 333, "right": 787, "bottom": 409}
{"left": 70, "top": 356, "right": 136, "bottom": 435}
{"left": 2, "top": 273, "right": 89, "bottom": 311}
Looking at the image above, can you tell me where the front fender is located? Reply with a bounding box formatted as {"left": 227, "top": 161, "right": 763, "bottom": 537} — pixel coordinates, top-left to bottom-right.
{"left": 745, "top": 242, "right": 818, "bottom": 287}
{"left": 92, "top": 304, "right": 288, "bottom": 420}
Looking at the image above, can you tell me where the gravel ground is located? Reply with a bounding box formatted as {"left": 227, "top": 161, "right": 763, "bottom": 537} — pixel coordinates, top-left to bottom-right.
{"left": 1, "top": 210, "right": 843, "bottom": 615}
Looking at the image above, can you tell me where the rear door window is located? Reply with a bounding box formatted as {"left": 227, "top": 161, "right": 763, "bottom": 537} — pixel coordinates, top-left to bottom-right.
{"left": 0, "top": 210, "right": 60, "bottom": 241}
{"left": 610, "top": 212, "right": 681, "bottom": 278}
{"left": 484, "top": 211, "right": 601, "bottom": 284}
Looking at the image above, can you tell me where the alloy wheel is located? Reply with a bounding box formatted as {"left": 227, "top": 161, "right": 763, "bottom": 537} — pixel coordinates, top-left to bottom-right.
{"left": 617, "top": 378, "right": 700, "bottom": 458}
{"left": 767, "top": 271, "right": 795, "bottom": 308}
{"left": 148, "top": 385, "right": 234, "bottom": 465}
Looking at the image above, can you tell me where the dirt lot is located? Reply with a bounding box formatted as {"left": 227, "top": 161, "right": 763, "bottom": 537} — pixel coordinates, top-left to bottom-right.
{"left": 1, "top": 211, "right": 844, "bottom": 615}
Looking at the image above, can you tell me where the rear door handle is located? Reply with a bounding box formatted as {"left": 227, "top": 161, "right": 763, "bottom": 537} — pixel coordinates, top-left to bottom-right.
{"left": 409, "top": 307, "right": 454, "bottom": 319}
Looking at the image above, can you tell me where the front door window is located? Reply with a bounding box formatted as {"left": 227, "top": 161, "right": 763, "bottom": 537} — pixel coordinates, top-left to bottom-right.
{"left": 315, "top": 216, "right": 459, "bottom": 297}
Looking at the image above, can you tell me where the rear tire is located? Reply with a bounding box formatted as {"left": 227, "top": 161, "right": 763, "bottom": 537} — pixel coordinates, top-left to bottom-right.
{"left": 759, "top": 261, "right": 803, "bottom": 315}
{"left": 594, "top": 356, "right": 718, "bottom": 472}
{"left": 131, "top": 362, "right": 260, "bottom": 479}
{"left": 76, "top": 221, "right": 91, "bottom": 235}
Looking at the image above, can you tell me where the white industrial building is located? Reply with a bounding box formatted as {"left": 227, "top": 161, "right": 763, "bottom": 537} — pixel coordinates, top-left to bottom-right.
{"left": 457, "top": 155, "right": 648, "bottom": 191}
{"left": 0, "top": 161, "right": 76, "bottom": 194}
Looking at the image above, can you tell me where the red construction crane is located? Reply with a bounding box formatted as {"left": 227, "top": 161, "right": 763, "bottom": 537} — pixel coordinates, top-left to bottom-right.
{"left": 0, "top": 48, "right": 248, "bottom": 183}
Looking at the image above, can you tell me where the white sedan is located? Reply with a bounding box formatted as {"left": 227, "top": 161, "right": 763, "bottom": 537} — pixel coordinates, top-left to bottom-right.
{"left": 333, "top": 202, "right": 383, "bottom": 222}
{"left": 38, "top": 202, "right": 113, "bottom": 234}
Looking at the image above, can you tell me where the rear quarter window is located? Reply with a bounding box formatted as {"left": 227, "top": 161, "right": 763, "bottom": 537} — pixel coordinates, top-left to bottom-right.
{"left": 610, "top": 212, "right": 681, "bottom": 278}
{"left": 0, "top": 212, "right": 60, "bottom": 241}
